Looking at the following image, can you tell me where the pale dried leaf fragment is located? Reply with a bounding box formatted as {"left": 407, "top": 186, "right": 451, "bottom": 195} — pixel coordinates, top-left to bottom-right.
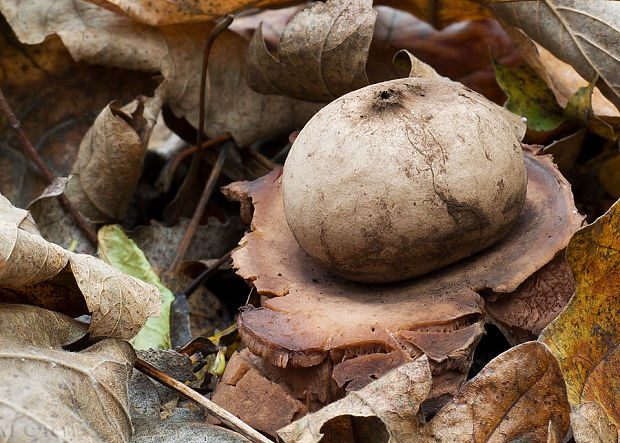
{"left": 422, "top": 342, "right": 571, "bottom": 442}
{"left": 0, "top": 304, "right": 135, "bottom": 443}
{"left": 247, "top": 0, "right": 375, "bottom": 102}
{"left": 0, "top": 0, "right": 321, "bottom": 147}
{"left": 277, "top": 355, "right": 432, "bottom": 443}
{"left": 0, "top": 193, "right": 39, "bottom": 235}
{"left": 488, "top": 0, "right": 620, "bottom": 112}
{"left": 571, "top": 402, "right": 619, "bottom": 443}
{"left": 0, "top": 194, "right": 160, "bottom": 339}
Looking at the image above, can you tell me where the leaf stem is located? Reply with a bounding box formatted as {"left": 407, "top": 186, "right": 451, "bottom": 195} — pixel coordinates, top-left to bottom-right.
{"left": 196, "top": 14, "right": 234, "bottom": 151}
{"left": 0, "top": 87, "right": 98, "bottom": 246}
{"left": 134, "top": 357, "right": 274, "bottom": 443}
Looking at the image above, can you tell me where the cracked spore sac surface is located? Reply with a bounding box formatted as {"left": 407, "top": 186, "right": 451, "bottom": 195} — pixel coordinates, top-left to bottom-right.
{"left": 283, "top": 77, "right": 527, "bottom": 283}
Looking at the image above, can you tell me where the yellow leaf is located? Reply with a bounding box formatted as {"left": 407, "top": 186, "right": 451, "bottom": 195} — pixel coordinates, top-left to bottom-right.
{"left": 539, "top": 198, "right": 620, "bottom": 431}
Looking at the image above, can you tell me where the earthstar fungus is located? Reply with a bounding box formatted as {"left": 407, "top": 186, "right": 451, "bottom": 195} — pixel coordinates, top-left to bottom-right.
{"left": 213, "top": 79, "right": 584, "bottom": 436}
{"left": 214, "top": 157, "right": 582, "bottom": 436}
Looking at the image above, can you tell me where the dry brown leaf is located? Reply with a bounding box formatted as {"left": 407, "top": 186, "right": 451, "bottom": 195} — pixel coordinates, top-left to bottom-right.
{"left": 0, "top": 22, "right": 156, "bottom": 208}
{"left": 488, "top": 0, "right": 620, "bottom": 113}
{"left": 0, "top": 0, "right": 321, "bottom": 147}
{"left": 0, "top": 304, "right": 135, "bottom": 442}
{"left": 0, "top": 195, "right": 160, "bottom": 339}
{"left": 235, "top": 7, "right": 520, "bottom": 106}
{"left": 277, "top": 355, "right": 432, "bottom": 443}
{"left": 393, "top": 0, "right": 492, "bottom": 29}
{"left": 539, "top": 198, "right": 620, "bottom": 433}
{"left": 422, "top": 342, "right": 571, "bottom": 442}
{"left": 85, "top": 0, "right": 280, "bottom": 25}
{"left": 62, "top": 92, "right": 162, "bottom": 223}
{"left": 29, "top": 91, "right": 162, "bottom": 239}
{"left": 83, "top": 0, "right": 491, "bottom": 28}
{"left": 247, "top": 0, "right": 376, "bottom": 102}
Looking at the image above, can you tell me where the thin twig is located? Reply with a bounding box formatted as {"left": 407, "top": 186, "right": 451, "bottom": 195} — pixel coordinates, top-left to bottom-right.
{"left": 179, "top": 250, "right": 232, "bottom": 298}
{"left": 0, "top": 87, "right": 98, "bottom": 246}
{"left": 171, "top": 141, "right": 231, "bottom": 271}
{"left": 134, "top": 358, "right": 274, "bottom": 443}
{"left": 196, "top": 15, "right": 234, "bottom": 151}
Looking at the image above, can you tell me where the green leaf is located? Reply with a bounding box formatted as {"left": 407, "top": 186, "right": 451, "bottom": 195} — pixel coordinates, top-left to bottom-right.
{"left": 492, "top": 55, "right": 564, "bottom": 131}
{"left": 98, "top": 225, "right": 173, "bottom": 350}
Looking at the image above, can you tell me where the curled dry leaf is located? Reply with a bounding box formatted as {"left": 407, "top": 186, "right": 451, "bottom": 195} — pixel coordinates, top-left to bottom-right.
{"left": 236, "top": 7, "right": 522, "bottom": 106}
{"left": 247, "top": 0, "right": 376, "bottom": 102}
{"left": 64, "top": 91, "right": 163, "bottom": 223}
{"left": 214, "top": 150, "right": 583, "bottom": 432}
{"left": 0, "top": 304, "right": 135, "bottom": 443}
{"left": 422, "top": 342, "right": 571, "bottom": 442}
{"left": 277, "top": 355, "right": 432, "bottom": 443}
{"left": 488, "top": 0, "right": 620, "bottom": 113}
{"left": 0, "top": 0, "right": 321, "bottom": 147}
{"left": 0, "top": 194, "right": 160, "bottom": 339}
{"left": 539, "top": 198, "right": 620, "bottom": 433}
